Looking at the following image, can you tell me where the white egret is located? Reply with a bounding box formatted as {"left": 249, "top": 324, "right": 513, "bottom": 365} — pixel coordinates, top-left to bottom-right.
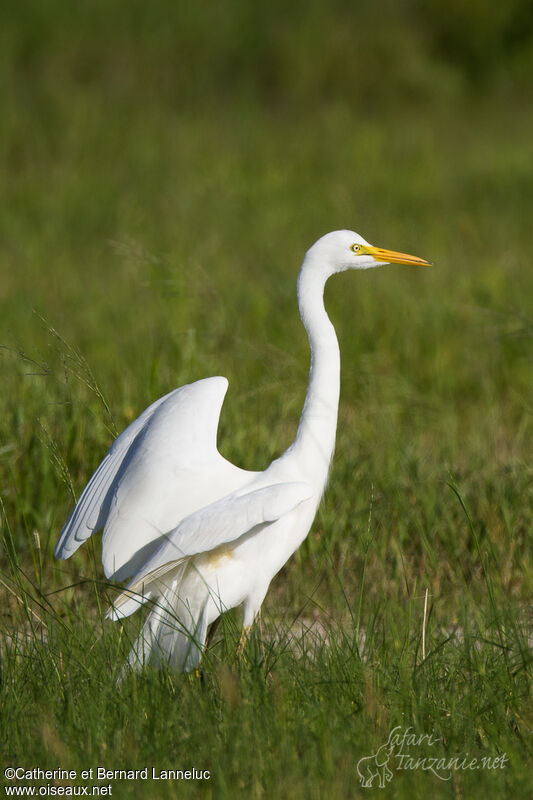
{"left": 55, "top": 230, "right": 430, "bottom": 671}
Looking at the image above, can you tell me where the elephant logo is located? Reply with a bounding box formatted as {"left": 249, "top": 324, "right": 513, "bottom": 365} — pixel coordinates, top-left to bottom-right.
{"left": 356, "top": 742, "right": 394, "bottom": 788}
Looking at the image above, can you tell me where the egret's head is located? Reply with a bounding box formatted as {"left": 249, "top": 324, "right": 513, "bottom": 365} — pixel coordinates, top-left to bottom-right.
{"left": 305, "top": 230, "right": 431, "bottom": 274}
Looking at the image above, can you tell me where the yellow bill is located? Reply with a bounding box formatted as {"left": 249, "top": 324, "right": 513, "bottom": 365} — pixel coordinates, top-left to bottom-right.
{"left": 365, "top": 245, "right": 431, "bottom": 266}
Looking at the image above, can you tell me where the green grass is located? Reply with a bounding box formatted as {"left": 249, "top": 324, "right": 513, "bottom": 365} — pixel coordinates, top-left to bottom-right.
{"left": 1, "top": 2, "right": 532, "bottom": 798}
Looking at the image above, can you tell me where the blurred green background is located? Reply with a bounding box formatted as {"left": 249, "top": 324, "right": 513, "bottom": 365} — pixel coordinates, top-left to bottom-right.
{"left": 1, "top": 2, "right": 532, "bottom": 795}
{"left": 1, "top": 0, "right": 531, "bottom": 591}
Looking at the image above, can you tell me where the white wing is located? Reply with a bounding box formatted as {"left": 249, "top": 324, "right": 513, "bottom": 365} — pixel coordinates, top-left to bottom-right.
{"left": 108, "top": 480, "right": 313, "bottom": 619}
{"left": 55, "top": 376, "right": 255, "bottom": 580}
{"left": 55, "top": 385, "right": 184, "bottom": 558}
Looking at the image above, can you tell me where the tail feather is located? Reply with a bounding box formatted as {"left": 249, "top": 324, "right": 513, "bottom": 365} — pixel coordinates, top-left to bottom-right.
{"left": 106, "top": 560, "right": 186, "bottom": 621}
{"left": 126, "top": 569, "right": 209, "bottom": 672}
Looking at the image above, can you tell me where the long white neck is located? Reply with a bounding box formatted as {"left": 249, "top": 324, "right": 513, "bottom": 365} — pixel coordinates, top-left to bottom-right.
{"left": 289, "top": 255, "right": 340, "bottom": 493}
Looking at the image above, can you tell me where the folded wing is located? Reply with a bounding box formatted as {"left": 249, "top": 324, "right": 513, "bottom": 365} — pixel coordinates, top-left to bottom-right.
{"left": 107, "top": 480, "right": 313, "bottom": 619}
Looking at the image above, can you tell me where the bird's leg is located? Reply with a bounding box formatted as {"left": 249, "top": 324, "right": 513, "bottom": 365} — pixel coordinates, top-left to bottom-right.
{"left": 237, "top": 614, "right": 266, "bottom": 663}
{"left": 196, "top": 616, "right": 223, "bottom": 684}
{"left": 237, "top": 625, "right": 252, "bottom": 658}
{"left": 256, "top": 610, "right": 266, "bottom": 662}
{"left": 205, "top": 615, "right": 222, "bottom": 652}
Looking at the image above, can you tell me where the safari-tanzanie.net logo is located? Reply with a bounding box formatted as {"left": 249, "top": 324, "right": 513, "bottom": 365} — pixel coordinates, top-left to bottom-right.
{"left": 356, "top": 725, "right": 508, "bottom": 788}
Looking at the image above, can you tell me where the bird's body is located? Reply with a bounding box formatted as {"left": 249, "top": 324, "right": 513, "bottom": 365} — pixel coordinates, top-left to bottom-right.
{"left": 55, "top": 230, "right": 429, "bottom": 671}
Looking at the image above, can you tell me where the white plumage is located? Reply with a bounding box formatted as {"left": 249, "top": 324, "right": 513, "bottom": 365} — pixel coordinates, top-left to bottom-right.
{"left": 55, "top": 230, "right": 429, "bottom": 671}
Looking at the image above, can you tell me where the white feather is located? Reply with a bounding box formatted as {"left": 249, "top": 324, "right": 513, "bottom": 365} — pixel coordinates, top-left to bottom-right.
{"left": 55, "top": 230, "right": 430, "bottom": 670}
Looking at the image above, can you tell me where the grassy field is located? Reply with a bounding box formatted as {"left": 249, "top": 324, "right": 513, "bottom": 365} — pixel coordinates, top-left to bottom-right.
{"left": 1, "top": 2, "right": 532, "bottom": 798}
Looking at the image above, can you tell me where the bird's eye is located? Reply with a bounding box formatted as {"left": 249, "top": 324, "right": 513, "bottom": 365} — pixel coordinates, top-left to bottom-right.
{"left": 351, "top": 243, "right": 360, "bottom": 253}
